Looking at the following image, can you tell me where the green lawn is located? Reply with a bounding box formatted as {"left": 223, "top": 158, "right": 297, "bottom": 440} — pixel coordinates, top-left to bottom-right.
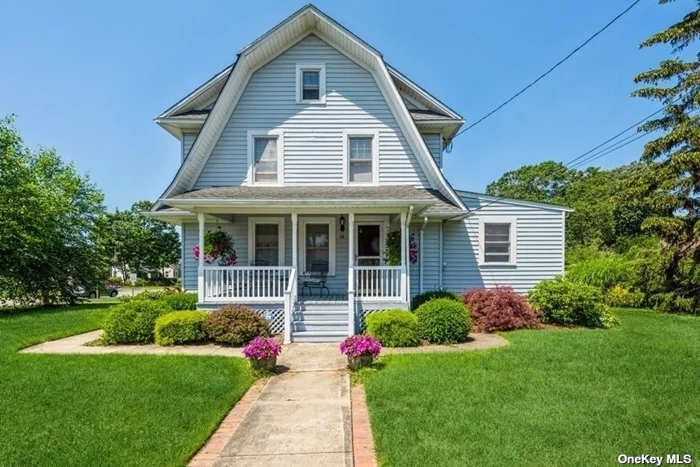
{"left": 364, "top": 309, "right": 700, "bottom": 467}
{"left": 0, "top": 304, "right": 254, "bottom": 467}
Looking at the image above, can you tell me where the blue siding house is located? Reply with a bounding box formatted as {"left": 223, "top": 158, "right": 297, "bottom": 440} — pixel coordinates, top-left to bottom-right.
{"left": 149, "top": 5, "right": 571, "bottom": 342}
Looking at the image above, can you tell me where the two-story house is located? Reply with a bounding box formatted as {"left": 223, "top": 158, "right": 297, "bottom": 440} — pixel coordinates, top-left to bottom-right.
{"left": 149, "top": 4, "right": 571, "bottom": 342}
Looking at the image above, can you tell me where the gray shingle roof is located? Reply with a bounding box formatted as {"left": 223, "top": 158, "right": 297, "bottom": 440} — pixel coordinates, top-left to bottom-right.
{"left": 163, "top": 186, "right": 465, "bottom": 216}
{"left": 170, "top": 108, "right": 458, "bottom": 124}
{"left": 409, "top": 110, "right": 457, "bottom": 121}
{"left": 166, "top": 110, "right": 209, "bottom": 120}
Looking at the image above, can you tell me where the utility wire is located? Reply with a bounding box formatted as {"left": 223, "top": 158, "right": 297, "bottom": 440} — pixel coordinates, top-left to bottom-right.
{"left": 569, "top": 132, "right": 649, "bottom": 169}
{"left": 564, "top": 99, "right": 679, "bottom": 167}
{"left": 453, "top": 0, "right": 641, "bottom": 137}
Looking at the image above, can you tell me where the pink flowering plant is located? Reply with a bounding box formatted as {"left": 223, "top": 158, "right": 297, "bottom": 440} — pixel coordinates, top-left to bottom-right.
{"left": 193, "top": 227, "right": 237, "bottom": 266}
{"left": 339, "top": 334, "right": 382, "bottom": 358}
{"left": 243, "top": 336, "right": 282, "bottom": 360}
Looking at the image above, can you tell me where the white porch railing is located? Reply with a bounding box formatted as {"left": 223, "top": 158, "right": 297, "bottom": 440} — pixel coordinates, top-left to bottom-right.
{"left": 203, "top": 266, "right": 293, "bottom": 302}
{"left": 283, "top": 268, "right": 297, "bottom": 343}
{"left": 354, "top": 266, "right": 403, "bottom": 300}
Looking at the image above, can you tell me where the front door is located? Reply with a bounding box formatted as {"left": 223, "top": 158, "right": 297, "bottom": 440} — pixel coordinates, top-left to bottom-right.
{"left": 356, "top": 224, "right": 381, "bottom": 266}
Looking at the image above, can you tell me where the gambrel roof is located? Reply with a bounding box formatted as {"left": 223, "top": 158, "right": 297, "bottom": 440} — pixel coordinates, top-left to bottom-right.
{"left": 153, "top": 4, "right": 467, "bottom": 212}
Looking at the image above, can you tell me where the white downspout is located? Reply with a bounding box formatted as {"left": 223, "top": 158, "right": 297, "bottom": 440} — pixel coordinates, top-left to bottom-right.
{"left": 404, "top": 206, "right": 414, "bottom": 304}
{"left": 419, "top": 216, "right": 428, "bottom": 293}
{"left": 438, "top": 220, "right": 444, "bottom": 289}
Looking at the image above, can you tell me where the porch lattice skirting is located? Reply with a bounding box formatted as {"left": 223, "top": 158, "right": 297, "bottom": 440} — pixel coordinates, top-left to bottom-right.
{"left": 357, "top": 309, "right": 384, "bottom": 334}
{"left": 254, "top": 309, "right": 286, "bottom": 334}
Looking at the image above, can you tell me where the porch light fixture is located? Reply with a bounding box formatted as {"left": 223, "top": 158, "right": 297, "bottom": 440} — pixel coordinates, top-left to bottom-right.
{"left": 339, "top": 216, "right": 346, "bottom": 233}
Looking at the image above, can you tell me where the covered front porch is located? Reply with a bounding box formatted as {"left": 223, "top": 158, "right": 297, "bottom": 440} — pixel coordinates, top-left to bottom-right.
{"left": 153, "top": 186, "right": 466, "bottom": 342}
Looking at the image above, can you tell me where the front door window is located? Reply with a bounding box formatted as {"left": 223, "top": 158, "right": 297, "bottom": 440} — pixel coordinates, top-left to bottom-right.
{"left": 357, "top": 224, "right": 381, "bottom": 266}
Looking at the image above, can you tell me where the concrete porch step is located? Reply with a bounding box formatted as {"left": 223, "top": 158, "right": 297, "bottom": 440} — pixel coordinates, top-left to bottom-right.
{"left": 292, "top": 310, "right": 348, "bottom": 322}
{"left": 292, "top": 330, "right": 348, "bottom": 343}
{"left": 292, "top": 321, "right": 349, "bottom": 333}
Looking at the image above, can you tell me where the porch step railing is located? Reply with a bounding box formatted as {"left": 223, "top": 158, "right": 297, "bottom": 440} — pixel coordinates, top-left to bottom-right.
{"left": 203, "top": 266, "right": 292, "bottom": 302}
{"left": 354, "top": 266, "right": 402, "bottom": 300}
{"left": 283, "top": 268, "right": 297, "bottom": 343}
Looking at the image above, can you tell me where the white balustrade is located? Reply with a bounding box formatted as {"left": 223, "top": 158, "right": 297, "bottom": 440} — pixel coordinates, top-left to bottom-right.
{"left": 354, "top": 266, "right": 402, "bottom": 300}
{"left": 283, "top": 268, "right": 297, "bottom": 343}
{"left": 203, "top": 266, "right": 292, "bottom": 302}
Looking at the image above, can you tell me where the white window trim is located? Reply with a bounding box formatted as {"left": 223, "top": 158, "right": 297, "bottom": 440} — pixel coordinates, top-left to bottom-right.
{"left": 248, "top": 217, "right": 286, "bottom": 266}
{"left": 478, "top": 217, "right": 517, "bottom": 266}
{"left": 247, "top": 129, "right": 284, "bottom": 186}
{"left": 295, "top": 63, "right": 326, "bottom": 104}
{"left": 343, "top": 129, "right": 379, "bottom": 186}
{"left": 300, "top": 217, "right": 336, "bottom": 276}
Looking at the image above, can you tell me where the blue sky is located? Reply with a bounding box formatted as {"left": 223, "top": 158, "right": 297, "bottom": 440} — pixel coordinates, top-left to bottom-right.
{"left": 0, "top": 0, "right": 690, "bottom": 210}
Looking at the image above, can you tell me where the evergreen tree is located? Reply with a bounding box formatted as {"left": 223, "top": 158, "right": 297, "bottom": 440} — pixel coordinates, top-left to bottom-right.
{"left": 631, "top": 0, "right": 700, "bottom": 311}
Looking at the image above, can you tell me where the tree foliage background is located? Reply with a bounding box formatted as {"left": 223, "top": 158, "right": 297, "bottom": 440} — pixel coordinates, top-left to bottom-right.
{"left": 487, "top": 0, "right": 700, "bottom": 314}
{"left": 0, "top": 117, "right": 181, "bottom": 304}
{"left": 0, "top": 116, "right": 109, "bottom": 305}
{"left": 107, "top": 200, "right": 181, "bottom": 279}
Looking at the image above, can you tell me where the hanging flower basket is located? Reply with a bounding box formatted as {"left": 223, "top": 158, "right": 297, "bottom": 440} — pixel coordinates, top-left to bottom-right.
{"left": 384, "top": 230, "right": 418, "bottom": 266}
{"left": 193, "top": 227, "right": 237, "bottom": 266}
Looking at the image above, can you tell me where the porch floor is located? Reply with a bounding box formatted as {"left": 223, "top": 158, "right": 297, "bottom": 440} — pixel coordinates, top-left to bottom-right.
{"left": 298, "top": 293, "right": 348, "bottom": 304}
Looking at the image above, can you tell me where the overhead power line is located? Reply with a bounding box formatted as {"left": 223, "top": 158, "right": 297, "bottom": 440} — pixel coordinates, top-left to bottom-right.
{"left": 453, "top": 0, "right": 641, "bottom": 138}
{"left": 569, "top": 131, "right": 649, "bottom": 169}
{"left": 564, "top": 97, "right": 684, "bottom": 169}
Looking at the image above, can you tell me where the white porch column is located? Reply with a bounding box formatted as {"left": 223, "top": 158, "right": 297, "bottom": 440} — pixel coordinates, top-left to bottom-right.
{"left": 400, "top": 211, "right": 407, "bottom": 302}
{"left": 348, "top": 212, "right": 355, "bottom": 336}
{"left": 197, "top": 212, "right": 205, "bottom": 303}
{"left": 291, "top": 212, "right": 298, "bottom": 301}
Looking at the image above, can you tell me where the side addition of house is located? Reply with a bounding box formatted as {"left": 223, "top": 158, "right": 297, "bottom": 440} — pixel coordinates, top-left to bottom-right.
{"left": 148, "top": 5, "right": 571, "bottom": 343}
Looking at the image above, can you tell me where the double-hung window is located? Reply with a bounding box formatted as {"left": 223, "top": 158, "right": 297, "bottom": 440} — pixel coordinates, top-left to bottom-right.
{"left": 345, "top": 130, "right": 378, "bottom": 185}
{"left": 254, "top": 224, "right": 280, "bottom": 266}
{"left": 480, "top": 218, "right": 516, "bottom": 265}
{"left": 296, "top": 64, "right": 326, "bottom": 104}
{"left": 248, "top": 217, "right": 285, "bottom": 266}
{"left": 248, "top": 130, "right": 283, "bottom": 185}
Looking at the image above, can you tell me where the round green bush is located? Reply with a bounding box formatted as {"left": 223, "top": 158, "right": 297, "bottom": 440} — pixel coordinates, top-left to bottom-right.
{"left": 155, "top": 311, "right": 208, "bottom": 346}
{"left": 528, "top": 277, "right": 618, "bottom": 328}
{"left": 102, "top": 300, "right": 172, "bottom": 344}
{"left": 366, "top": 310, "right": 419, "bottom": 347}
{"left": 414, "top": 298, "right": 471, "bottom": 344}
{"left": 162, "top": 292, "right": 198, "bottom": 311}
{"left": 204, "top": 305, "right": 271, "bottom": 346}
{"left": 411, "top": 289, "right": 461, "bottom": 311}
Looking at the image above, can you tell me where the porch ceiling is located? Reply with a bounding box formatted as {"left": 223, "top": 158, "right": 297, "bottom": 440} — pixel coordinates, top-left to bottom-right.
{"left": 160, "top": 186, "right": 466, "bottom": 215}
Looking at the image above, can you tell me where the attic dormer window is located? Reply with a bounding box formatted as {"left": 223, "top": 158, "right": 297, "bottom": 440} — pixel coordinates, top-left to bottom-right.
{"left": 296, "top": 64, "right": 326, "bottom": 104}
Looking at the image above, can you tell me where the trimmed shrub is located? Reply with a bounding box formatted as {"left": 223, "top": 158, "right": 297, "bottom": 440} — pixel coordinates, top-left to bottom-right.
{"left": 155, "top": 311, "right": 208, "bottom": 346}
{"left": 103, "top": 300, "right": 172, "bottom": 344}
{"left": 118, "top": 290, "right": 165, "bottom": 303}
{"left": 463, "top": 287, "right": 541, "bottom": 333}
{"left": 162, "top": 292, "right": 198, "bottom": 311}
{"left": 414, "top": 298, "right": 471, "bottom": 344}
{"left": 566, "top": 255, "right": 629, "bottom": 290}
{"left": 528, "top": 277, "right": 618, "bottom": 328}
{"left": 204, "top": 305, "right": 271, "bottom": 346}
{"left": 366, "top": 310, "right": 419, "bottom": 347}
{"left": 604, "top": 284, "right": 645, "bottom": 308}
{"left": 411, "top": 289, "right": 461, "bottom": 311}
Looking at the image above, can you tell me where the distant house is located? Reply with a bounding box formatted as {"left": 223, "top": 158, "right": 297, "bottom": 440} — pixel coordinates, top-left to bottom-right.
{"left": 148, "top": 5, "right": 570, "bottom": 342}
{"left": 109, "top": 265, "right": 180, "bottom": 280}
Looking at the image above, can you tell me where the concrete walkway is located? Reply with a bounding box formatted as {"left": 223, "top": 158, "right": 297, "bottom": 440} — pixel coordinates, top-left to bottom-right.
{"left": 20, "top": 331, "right": 507, "bottom": 358}
{"left": 215, "top": 369, "right": 352, "bottom": 466}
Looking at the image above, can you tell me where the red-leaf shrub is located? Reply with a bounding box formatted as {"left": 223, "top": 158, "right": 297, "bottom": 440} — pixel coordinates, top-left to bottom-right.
{"left": 462, "top": 287, "right": 541, "bottom": 333}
